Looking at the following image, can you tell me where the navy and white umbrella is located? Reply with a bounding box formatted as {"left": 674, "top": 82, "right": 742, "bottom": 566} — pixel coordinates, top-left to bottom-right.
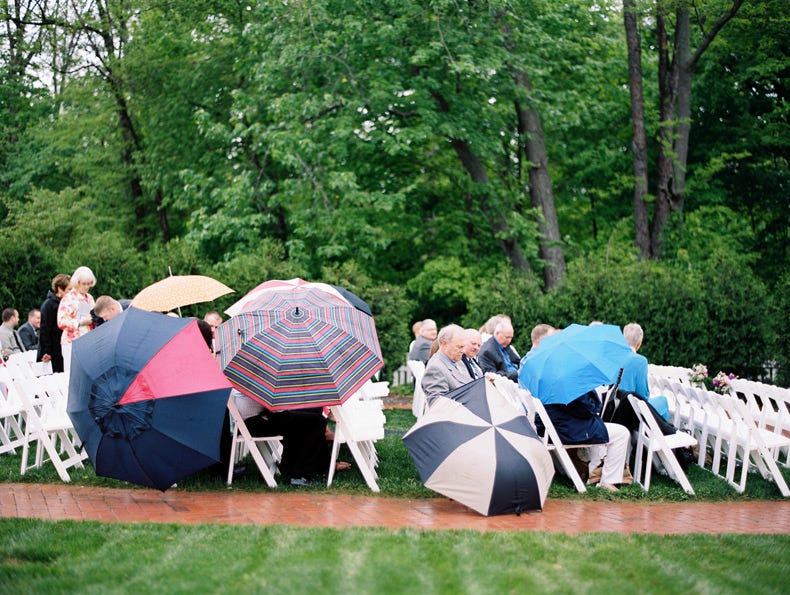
{"left": 403, "top": 378, "right": 554, "bottom": 516}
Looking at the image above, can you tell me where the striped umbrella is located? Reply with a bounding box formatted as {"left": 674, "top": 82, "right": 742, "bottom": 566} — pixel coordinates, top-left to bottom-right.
{"left": 224, "top": 278, "right": 371, "bottom": 317}
{"left": 215, "top": 283, "right": 383, "bottom": 410}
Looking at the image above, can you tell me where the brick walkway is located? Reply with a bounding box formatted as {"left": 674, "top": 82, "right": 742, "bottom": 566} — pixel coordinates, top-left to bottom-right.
{"left": 1, "top": 483, "right": 788, "bottom": 534}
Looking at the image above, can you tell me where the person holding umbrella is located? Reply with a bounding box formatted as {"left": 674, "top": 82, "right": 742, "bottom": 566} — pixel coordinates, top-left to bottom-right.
{"left": 421, "top": 324, "right": 474, "bottom": 406}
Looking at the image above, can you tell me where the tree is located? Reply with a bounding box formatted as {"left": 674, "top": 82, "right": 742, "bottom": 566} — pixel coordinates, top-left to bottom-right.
{"left": 624, "top": 0, "right": 743, "bottom": 257}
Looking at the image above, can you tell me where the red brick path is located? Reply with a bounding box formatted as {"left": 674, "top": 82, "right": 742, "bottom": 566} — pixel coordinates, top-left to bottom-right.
{"left": 1, "top": 483, "right": 788, "bottom": 534}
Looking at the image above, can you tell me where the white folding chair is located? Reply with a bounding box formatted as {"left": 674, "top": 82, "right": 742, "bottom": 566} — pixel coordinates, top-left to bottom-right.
{"left": 406, "top": 359, "right": 427, "bottom": 418}
{"left": 713, "top": 392, "right": 790, "bottom": 497}
{"left": 15, "top": 379, "right": 87, "bottom": 482}
{"left": 358, "top": 379, "right": 390, "bottom": 401}
{"left": 226, "top": 399, "right": 282, "bottom": 487}
{"left": 327, "top": 393, "right": 386, "bottom": 492}
{"left": 0, "top": 368, "right": 25, "bottom": 455}
{"left": 529, "top": 396, "right": 593, "bottom": 493}
{"left": 627, "top": 395, "right": 697, "bottom": 495}
{"left": 731, "top": 378, "right": 790, "bottom": 467}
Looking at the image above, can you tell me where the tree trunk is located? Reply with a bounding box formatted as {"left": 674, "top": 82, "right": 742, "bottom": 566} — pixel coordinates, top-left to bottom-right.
{"left": 651, "top": 3, "right": 675, "bottom": 257}
{"left": 449, "top": 137, "right": 533, "bottom": 274}
{"left": 623, "top": 0, "right": 650, "bottom": 259}
{"left": 514, "top": 70, "right": 566, "bottom": 289}
{"left": 430, "top": 90, "right": 532, "bottom": 274}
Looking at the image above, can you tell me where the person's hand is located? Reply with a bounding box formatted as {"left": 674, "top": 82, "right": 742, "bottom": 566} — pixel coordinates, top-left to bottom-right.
{"left": 81, "top": 315, "right": 93, "bottom": 326}
{"left": 484, "top": 372, "right": 498, "bottom": 383}
{"left": 42, "top": 354, "right": 51, "bottom": 362}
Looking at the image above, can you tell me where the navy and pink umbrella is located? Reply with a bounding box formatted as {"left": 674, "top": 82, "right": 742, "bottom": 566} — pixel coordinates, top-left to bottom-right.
{"left": 216, "top": 280, "right": 383, "bottom": 411}
{"left": 67, "top": 308, "right": 232, "bottom": 491}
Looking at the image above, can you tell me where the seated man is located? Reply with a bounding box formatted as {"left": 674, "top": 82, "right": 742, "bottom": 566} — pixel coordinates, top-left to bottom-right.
{"left": 621, "top": 323, "right": 669, "bottom": 421}
{"left": 460, "top": 328, "right": 484, "bottom": 380}
{"left": 529, "top": 323, "right": 557, "bottom": 351}
{"left": 231, "top": 389, "right": 348, "bottom": 486}
{"left": 18, "top": 309, "right": 41, "bottom": 351}
{"left": 408, "top": 318, "right": 437, "bottom": 364}
{"left": 478, "top": 320, "right": 520, "bottom": 381}
{"left": 421, "top": 324, "right": 472, "bottom": 405}
{"left": 92, "top": 296, "right": 124, "bottom": 326}
{"left": 539, "top": 390, "right": 630, "bottom": 492}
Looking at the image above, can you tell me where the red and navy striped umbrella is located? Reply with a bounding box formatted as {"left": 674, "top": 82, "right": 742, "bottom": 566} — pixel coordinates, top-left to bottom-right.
{"left": 216, "top": 283, "right": 383, "bottom": 411}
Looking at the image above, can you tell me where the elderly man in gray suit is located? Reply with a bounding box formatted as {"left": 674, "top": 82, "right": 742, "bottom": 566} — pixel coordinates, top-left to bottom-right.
{"left": 420, "top": 324, "right": 473, "bottom": 406}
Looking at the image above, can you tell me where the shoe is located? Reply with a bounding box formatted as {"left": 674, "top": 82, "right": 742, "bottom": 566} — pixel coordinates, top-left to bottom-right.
{"left": 568, "top": 449, "right": 589, "bottom": 483}
{"left": 620, "top": 465, "right": 633, "bottom": 485}
{"left": 232, "top": 463, "right": 247, "bottom": 479}
{"left": 335, "top": 461, "right": 351, "bottom": 472}
{"left": 289, "top": 477, "right": 312, "bottom": 487}
{"left": 587, "top": 465, "right": 602, "bottom": 486}
{"left": 598, "top": 483, "right": 619, "bottom": 492}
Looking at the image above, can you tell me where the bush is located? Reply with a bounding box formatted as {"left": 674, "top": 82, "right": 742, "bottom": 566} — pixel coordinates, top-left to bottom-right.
{"left": 0, "top": 233, "right": 60, "bottom": 313}
{"left": 539, "top": 254, "right": 772, "bottom": 379}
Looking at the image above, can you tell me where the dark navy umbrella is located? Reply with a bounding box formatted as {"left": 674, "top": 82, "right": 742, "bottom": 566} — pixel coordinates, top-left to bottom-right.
{"left": 403, "top": 378, "right": 554, "bottom": 516}
{"left": 67, "top": 308, "right": 232, "bottom": 491}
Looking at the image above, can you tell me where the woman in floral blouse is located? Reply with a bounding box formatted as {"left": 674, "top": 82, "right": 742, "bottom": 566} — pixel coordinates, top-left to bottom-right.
{"left": 57, "top": 266, "right": 96, "bottom": 372}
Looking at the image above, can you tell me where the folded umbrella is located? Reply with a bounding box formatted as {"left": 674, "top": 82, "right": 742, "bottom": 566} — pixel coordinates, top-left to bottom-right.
{"left": 67, "top": 308, "right": 232, "bottom": 490}
{"left": 403, "top": 378, "right": 554, "bottom": 516}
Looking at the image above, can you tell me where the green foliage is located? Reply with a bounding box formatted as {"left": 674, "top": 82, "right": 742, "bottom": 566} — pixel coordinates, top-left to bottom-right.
{"left": 0, "top": 233, "right": 59, "bottom": 313}
{"left": 772, "top": 271, "right": 790, "bottom": 386}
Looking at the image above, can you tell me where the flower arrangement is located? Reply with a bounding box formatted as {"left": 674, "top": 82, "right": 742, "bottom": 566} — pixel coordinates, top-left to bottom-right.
{"left": 689, "top": 363, "right": 708, "bottom": 385}
{"left": 711, "top": 371, "right": 736, "bottom": 395}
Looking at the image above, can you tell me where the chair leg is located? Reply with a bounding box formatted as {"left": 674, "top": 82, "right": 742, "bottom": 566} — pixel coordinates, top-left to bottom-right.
{"left": 326, "top": 435, "right": 342, "bottom": 487}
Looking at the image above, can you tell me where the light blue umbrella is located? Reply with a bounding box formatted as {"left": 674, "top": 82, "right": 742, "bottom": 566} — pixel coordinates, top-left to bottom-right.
{"left": 518, "top": 324, "right": 632, "bottom": 405}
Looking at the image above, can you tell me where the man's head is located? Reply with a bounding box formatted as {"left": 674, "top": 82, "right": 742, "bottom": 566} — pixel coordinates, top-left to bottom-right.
{"left": 623, "top": 323, "right": 644, "bottom": 352}
{"left": 52, "top": 274, "right": 71, "bottom": 297}
{"left": 94, "top": 296, "right": 123, "bottom": 322}
{"left": 27, "top": 309, "right": 41, "bottom": 330}
{"left": 2, "top": 308, "right": 19, "bottom": 327}
{"left": 462, "top": 328, "right": 482, "bottom": 359}
{"left": 437, "top": 324, "right": 466, "bottom": 363}
{"left": 419, "top": 319, "right": 438, "bottom": 341}
{"left": 530, "top": 323, "right": 556, "bottom": 349}
{"left": 493, "top": 321, "right": 514, "bottom": 348}
{"left": 411, "top": 320, "right": 422, "bottom": 339}
{"left": 204, "top": 311, "right": 223, "bottom": 336}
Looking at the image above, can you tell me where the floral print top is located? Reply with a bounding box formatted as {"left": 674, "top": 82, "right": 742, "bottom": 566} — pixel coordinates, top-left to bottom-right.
{"left": 57, "top": 289, "right": 95, "bottom": 344}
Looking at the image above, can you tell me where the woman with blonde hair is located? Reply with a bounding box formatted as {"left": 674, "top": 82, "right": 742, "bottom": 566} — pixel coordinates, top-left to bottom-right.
{"left": 57, "top": 266, "right": 97, "bottom": 372}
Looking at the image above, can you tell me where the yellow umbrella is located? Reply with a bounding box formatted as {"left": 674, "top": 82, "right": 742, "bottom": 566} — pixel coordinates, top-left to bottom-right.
{"left": 131, "top": 275, "right": 235, "bottom": 313}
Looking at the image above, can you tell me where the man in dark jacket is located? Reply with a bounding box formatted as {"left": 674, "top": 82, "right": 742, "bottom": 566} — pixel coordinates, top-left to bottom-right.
{"left": 37, "top": 274, "right": 71, "bottom": 373}
{"left": 478, "top": 320, "right": 520, "bottom": 381}
{"left": 18, "top": 309, "right": 41, "bottom": 351}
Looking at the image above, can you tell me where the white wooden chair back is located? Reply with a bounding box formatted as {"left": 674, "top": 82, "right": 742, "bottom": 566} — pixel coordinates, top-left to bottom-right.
{"left": 327, "top": 392, "right": 386, "bottom": 492}
{"left": 406, "top": 359, "right": 427, "bottom": 418}
{"left": 13, "top": 379, "right": 87, "bottom": 482}
{"left": 225, "top": 399, "right": 282, "bottom": 488}
{"left": 627, "top": 395, "right": 697, "bottom": 495}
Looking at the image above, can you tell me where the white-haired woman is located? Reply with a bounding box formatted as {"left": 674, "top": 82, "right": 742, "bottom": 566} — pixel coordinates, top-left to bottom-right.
{"left": 57, "top": 266, "right": 96, "bottom": 372}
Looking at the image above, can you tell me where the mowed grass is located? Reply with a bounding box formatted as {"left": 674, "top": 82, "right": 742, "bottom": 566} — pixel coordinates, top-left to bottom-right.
{"left": 0, "top": 518, "right": 788, "bottom": 594}
{"left": 2, "top": 408, "right": 788, "bottom": 501}
{"left": 2, "top": 408, "right": 789, "bottom": 593}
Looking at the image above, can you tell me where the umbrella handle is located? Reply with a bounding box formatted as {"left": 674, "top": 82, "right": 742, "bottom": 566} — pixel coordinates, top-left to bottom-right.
{"left": 600, "top": 367, "right": 624, "bottom": 418}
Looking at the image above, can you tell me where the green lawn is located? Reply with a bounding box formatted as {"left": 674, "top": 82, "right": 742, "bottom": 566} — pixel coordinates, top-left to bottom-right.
{"left": 2, "top": 408, "right": 789, "bottom": 593}
{"left": 3, "top": 408, "right": 788, "bottom": 502}
{"left": 0, "top": 518, "right": 788, "bottom": 594}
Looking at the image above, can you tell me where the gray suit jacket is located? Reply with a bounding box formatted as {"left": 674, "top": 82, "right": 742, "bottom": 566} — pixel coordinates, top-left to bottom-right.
{"left": 0, "top": 323, "right": 25, "bottom": 355}
{"left": 421, "top": 352, "right": 473, "bottom": 405}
